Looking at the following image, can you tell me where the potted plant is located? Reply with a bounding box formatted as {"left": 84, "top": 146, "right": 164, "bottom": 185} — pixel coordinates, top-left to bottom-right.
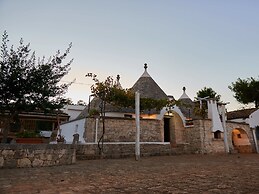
{"left": 15, "top": 130, "right": 44, "bottom": 144}
{"left": 56, "top": 134, "right": 66, "bottom": 144}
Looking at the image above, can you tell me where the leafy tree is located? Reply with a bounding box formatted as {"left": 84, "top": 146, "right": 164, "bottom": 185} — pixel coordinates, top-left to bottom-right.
{"left": 194, "top": 87, "right": 221, "bottom": 119}
{"left": 196, "top": 87, "right": 221, "bottom": 102}
{"left": 0, "top": 31, "right": 73, "bottom": 143}
{"left": 229, "top": 77, "right": 259, "bottom": 108}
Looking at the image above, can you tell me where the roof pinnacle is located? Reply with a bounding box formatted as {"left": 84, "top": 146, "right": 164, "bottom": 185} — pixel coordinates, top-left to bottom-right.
{"left": 179, "top": 86, "right": 191, "bottom": 100}
{"left": 115, "top": 74, "right": 122, "bottom": 89}
{"left": 144, "top": 63, "right": 148, "bottom": 70}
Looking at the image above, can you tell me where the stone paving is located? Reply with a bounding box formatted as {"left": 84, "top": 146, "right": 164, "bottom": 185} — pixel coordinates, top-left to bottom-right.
{"left": 0, "top": 154, "right": 259, "bottom": 193}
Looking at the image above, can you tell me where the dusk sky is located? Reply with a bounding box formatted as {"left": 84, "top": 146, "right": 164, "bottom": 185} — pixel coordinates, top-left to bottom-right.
{"left": 1, "top": 0, "right": 259, "bottom": 111}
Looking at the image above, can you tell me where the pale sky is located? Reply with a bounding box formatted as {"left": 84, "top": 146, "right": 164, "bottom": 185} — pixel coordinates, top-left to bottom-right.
{"left": 1, "top": 0, "right": 259, "bottom": 111}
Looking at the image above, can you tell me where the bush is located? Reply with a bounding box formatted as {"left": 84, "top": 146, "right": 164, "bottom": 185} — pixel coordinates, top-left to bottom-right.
{"left": 16, "top": 131, "right": 42, "bottom": 138}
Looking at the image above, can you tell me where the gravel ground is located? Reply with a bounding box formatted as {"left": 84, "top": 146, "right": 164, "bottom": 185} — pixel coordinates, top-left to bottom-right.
{"left": 0, "top": 154, "right": 259, "bottom": 194}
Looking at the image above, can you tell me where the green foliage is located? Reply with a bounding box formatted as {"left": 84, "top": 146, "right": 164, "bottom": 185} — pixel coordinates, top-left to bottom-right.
{"left": 88, "top": 109, "right": 100, "bottom": 117}
{"left": 140, "top": 98, "right": 168, "bottom": 112}
{"left": 229, "top": 77, "right": 259, "bottom": 108}
{"left": 16, "top": 130, "right": 42, "bottom": 138}
{"left": 196, "top": 87, "right": 221, "bottom": 102}
{"left": 0, "top": 31, "right": 73, "bottom": 114}
{"left": 194, "top": 87, "right": 221, "bottom": 118}
{"left": 90, "top": 75, "right": 169, "bottom": 111}
{"left": 0, "top": 31, "right": 72, "bottom": 142}
{"left": 193, "top": 102, "right": 207, "bottom": 119}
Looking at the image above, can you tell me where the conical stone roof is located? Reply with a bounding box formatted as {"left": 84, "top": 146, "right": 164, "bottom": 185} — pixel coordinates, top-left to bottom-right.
{"left": 132, "top": 64, "right": 168, "bottom": 100}
{"left": 178, "top": 87, "right": 196, "bottom": 119}
{"left": 78, "top": 64, "right": 168, "bottom": 117}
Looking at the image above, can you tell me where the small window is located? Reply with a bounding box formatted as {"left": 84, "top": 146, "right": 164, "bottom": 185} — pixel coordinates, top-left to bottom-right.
{"left": 214, "top": 130, "right": 221, "bottom": 139}
{"left": 237, "top": 134, "right": 242, "bottom": 138}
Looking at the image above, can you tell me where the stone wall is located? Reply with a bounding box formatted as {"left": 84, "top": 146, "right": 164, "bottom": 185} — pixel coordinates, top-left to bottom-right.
{"left": 76, "top": 143, "right": 172, "bottom": 160}
{"left": 0, "top": 144, "right": 76, "bottom": 168}
{"left": 183, "top": 121, "right": 203, "bottom": 154}
{"left": 84, "top": 117, "right": 257, "bottom": 155}
{"left": 85, "top": 117, "right": 163, "bottom": 142}
{"left": 198, "top": 119, "right": 226, "bottom": 154}
{"left": 184, "top": 120, "right": 256, "bottom": 154}
{"left": 175, "top": 120, "right": 255, "bottom": 154}
{"left": 226, "top": 121, "right": 256, "bottom": 153}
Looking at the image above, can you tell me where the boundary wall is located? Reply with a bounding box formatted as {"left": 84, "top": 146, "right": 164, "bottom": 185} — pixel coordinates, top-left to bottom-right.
{"left": 0, "top": 144, "right": 76, "bottom": 168}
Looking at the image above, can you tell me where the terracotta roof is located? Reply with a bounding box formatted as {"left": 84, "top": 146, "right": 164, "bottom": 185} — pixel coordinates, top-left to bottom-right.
{"left": 227, "top": 108, "right": 257, "bottom": 120}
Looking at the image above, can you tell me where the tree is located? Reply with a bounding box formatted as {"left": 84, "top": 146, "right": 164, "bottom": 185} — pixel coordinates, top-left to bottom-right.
{"left": 196, "top": 87, "right": 221, "bottom": 102}
{"left": 194, "top": 87, "right": 221, "bottom": 119}
{"left": 229, "top": 77, "right": 259, "bottom": 108}
{"left": 0, "top": 31, "right": 73, "bottom": 143}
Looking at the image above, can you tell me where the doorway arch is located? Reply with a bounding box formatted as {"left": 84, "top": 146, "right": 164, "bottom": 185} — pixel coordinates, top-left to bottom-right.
{"left": 163, "top": 111, "right": 185, "bottom": 147}
{"left": 232, "top": 128, "right": 252, "bottom": 153}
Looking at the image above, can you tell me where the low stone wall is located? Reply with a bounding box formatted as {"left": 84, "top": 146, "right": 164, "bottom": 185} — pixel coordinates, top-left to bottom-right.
{"left": 76, "top": 143, "right": 172, "bottom": 160}
{"left": 0, "top": 144, "right": 76, "bottom": 168}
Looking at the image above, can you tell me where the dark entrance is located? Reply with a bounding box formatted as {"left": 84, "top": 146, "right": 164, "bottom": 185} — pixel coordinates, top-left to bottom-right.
{"left": 164, "top": 117, "right": 170, "bottom": 142}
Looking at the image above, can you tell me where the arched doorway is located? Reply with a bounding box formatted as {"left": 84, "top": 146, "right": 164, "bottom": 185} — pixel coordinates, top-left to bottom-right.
{"left": 232, "top": 128, "right": 252, "bottom": 153}
{"left": 164, "top": 117, "right": 171, "bottom": 142}
{"left": 163, "top": 111, "right": 185, "bottom": 146}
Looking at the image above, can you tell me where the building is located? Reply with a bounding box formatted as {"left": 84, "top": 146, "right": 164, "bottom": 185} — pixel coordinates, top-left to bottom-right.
{"left": 80, "top": 64, "right": 258, "bottom": 155}
{"left": 0, "top": 111, "right": 69, "bottom": 142}
{"left": 61, "top": 104, "right": 86, "bottom": 121}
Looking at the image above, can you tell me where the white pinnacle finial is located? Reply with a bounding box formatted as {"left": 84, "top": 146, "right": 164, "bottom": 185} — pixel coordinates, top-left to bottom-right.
{"left": 179, "top": 86, "right": 190, "bottom": 99}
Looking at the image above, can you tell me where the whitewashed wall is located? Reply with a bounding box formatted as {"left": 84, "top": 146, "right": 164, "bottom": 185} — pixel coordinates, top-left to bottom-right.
{"left": 59, "top": 118, "right": 86, "bottom": 144}
{"left": 249, "top": 109, "right": 259, "bottom": 128}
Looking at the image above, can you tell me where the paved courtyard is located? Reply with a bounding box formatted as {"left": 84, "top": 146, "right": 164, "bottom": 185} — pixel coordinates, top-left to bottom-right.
{"left": 0, "top": 154, "right": 259, "bottom": 193}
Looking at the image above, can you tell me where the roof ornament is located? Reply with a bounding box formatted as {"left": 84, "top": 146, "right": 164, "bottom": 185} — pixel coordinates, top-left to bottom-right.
{"left": 140, "top": 63, "right": 151, "bottom": 78}
{"left": 115, "top": 74, "right": 122, "bottom": 89}
{"left": 179, "top": 86, "right": 191, "bottom": 100}
{"left": 116, "top": 74, "right": 120, "bottom": 81}
{"left": 144, "top": 63, "right": 148, "bottom": 70}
